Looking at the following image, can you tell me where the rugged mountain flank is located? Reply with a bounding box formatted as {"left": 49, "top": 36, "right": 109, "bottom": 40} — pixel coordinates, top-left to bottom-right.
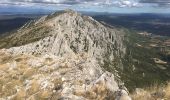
{"left": 0, "top": 10, "right": 126, "bottom": 71}
{"left": 0, "top": 10, "right": 130, "bottom": 99}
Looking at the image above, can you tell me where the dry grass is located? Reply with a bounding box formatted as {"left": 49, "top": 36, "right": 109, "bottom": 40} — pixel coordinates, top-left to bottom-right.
{"left": 0, "top": 52, "right": 13, "bottom": 64}
{"left": 13, "top": 88, "right": 27, "bottom": 100}
{"left": 27, "top": 80, "right": 40, "bottom": 95}
{"left": 131, "top": 82, "right": 170, "bottom": 100}
{"left": 73, "top": 81, "right": 115, "bottom": 100}
{"left": 0, "top": 53, "right": 61, "bottom": 99}
{"left": 165, "top": 83, "right": 170, "bottom": 99}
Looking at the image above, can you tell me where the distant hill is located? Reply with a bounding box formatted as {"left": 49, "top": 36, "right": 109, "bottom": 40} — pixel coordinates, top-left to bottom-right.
{"left": 0, "top": 17, "right": 32, "bottom": 35}
{"left": 93, "top": 13, "right": 170, "bottom": 36}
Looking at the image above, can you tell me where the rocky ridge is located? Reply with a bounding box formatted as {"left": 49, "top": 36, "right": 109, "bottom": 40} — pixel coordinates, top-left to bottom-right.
{"left": 0, "top": 9, "right": 130, "bottom": 99}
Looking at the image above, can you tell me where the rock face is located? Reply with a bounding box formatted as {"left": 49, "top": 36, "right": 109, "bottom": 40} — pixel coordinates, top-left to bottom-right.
{"left": 0, "top": 9, "right": 130, "bottom": 99}
{"left": 1, "top": 9, "right": 125, "bottom": 60}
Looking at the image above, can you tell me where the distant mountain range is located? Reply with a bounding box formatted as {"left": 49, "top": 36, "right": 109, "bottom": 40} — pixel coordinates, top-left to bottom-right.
{"left": 1, "top": 11, "right": 170, "bottom": 36}
{"left": 94, "top": 13, "right": 170, "bottom": 36}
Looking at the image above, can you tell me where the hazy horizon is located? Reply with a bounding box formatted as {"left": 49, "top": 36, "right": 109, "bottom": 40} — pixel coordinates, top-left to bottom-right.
{"left": 1, "top": 0, "right": 170, "bottom": 14}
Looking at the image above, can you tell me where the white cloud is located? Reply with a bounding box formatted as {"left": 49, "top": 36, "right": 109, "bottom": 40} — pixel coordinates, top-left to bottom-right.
{"left": 0, "top": 0, "right": 143, "bottom": 8}
{"left": 113, "top": 0, "right": 142, "bottom": 7}
{"left": 0, "top": 0, "right": 139, "bottom": 6}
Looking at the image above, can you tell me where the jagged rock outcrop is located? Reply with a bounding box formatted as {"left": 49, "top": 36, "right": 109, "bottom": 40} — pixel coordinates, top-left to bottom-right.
{"left": 0, "top": 9, "right": 130, "bottom": 100}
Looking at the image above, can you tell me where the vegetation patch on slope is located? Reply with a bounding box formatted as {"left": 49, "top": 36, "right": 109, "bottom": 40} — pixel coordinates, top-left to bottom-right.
{"left": 120, "top": 29, "right": 170, "bottom": 92}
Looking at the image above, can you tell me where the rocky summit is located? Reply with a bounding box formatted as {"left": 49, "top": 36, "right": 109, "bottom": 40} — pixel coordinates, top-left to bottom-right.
{"left": 0, "top": 9, "right": 131, "bottom": 100}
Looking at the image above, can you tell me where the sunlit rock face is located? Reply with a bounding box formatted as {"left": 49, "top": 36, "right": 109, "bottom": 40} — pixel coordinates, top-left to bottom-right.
{"left": 4, "top": 9, "right": 125, "bottom": 60}
{"left": 0, "top": 9, "right": 130, "bottom": 100}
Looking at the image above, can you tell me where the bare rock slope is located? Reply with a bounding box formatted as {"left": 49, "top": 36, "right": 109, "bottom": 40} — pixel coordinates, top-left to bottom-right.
{"left": 0, "top": 9, "right": 130, "bottom": 100}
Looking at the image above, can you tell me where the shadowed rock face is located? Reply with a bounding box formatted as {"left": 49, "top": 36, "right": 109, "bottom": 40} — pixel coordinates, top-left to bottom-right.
{"left": 0, "top": 9, "right": 130, "bottom": 99}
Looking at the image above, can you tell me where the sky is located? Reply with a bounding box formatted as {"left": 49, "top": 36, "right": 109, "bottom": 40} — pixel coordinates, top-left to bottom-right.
{"left": 0, "top": 0, "right": 170, "bottom": 13}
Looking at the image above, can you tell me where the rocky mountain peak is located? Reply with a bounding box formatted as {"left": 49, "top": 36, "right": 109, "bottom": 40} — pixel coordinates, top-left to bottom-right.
{"left": 0, "top": 10, "right": 130, "bottom": 100}
{"left": 3, "top": 10, "right": 125, "bottom": 59}
{"left": 64, "top": 9, "right": 78, "bottom": 13}
{"left": 45, "top": 9, "right": 81, "bottom": 22}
